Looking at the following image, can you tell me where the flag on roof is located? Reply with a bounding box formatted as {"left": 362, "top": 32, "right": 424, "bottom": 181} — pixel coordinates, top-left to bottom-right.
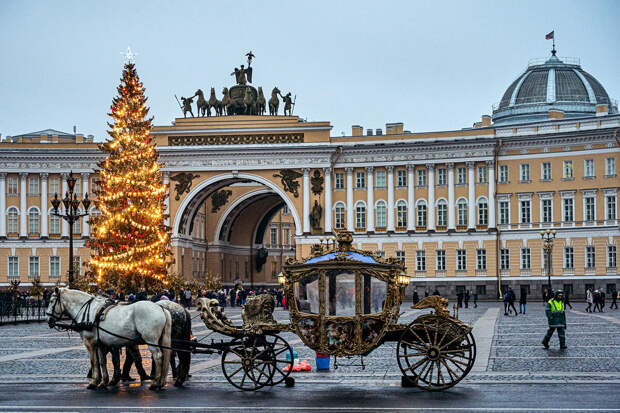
{"left": 545, "top": 31, "right": 554, "bottom": 40}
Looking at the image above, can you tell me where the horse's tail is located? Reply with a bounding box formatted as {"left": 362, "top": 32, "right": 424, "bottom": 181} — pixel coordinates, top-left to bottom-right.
{"left": 176, "top": 309, "right": 192, "bottom": 385}
{"left": 158, "top": 308, "right": 172, "bottom": 384}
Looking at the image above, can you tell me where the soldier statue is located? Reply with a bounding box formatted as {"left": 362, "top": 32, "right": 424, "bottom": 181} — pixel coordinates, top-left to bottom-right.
{"left": 280, "top": 92, "right": 294, "bottom": 116}
{"left": 181, "top": 96, "right": 195, "bottom": 118}
{"left": 231, "top": 64, "right": 253, "bottom": 85}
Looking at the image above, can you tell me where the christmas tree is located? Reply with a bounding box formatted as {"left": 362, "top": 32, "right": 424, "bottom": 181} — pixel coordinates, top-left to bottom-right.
{"left": 88, "top": 61, "right": 172, "bottom": 292}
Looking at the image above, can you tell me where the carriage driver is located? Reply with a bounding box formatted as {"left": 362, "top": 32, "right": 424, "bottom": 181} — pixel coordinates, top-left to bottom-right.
{"left": 542, "top": 289, "right": 567, "bottom": 350}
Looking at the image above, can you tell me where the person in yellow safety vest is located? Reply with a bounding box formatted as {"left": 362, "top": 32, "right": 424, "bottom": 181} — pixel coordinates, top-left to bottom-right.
{"left": 542, "top": 289, "right": 567, "bottom": 349}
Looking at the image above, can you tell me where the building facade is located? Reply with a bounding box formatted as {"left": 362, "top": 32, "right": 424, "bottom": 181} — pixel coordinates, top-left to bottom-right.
{"left": 1, "top": 53, "right": 618, "bottom": 299}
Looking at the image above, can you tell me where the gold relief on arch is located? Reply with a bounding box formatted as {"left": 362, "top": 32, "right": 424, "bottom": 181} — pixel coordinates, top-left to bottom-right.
{"left": 168, "top": 133, "right": 304, "bottom": 146}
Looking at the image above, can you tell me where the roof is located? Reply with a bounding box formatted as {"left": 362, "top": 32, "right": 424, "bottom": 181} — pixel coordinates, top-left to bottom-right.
{"left": 13, "top": 129, "right": 73, "bottom": 138}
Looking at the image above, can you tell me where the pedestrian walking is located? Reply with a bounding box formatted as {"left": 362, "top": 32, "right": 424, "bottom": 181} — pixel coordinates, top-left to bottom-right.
{"left": 586, "top": 288, "right": 593, "bottom": 312}
{"left": 542, "top": 289, "right": 567, "bottom": 350}
{"left": 610, "top": 288, "right": 618, "bottom": 310}
{"left": 503, "top": 289, "right": 510, "bottom": 316}
{"left": 464, "top": 290, "right": 470, "bottom": 309}
{"left": 184, "top": 288, "right": 192, "bottom": 309}
{"left": 519, "top": 290, "right": 527, "bottom": 314}
{"left": 593, "top": 290, "right": 601, "bottom": 312}
{"left": 600, "top": 290, "right": 606, "bottom": 312}
{"left": 564, "top": 290, "right": 573, "bottom": 310}
{"left": 507, "top": 287, "right": 518, "bottom": 316}
{"left": 456, "top": 291, "right": 464, "bottom": 308}
{"left": 473, "top": 291, "right": 478, "bottom": 308}
{"left": 412, "top": 289, "right": 419, "bottom": 306}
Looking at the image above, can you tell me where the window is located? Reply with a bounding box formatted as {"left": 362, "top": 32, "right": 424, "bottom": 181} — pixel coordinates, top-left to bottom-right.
{"left": 563, "top": 198, "right": 574, "bottom": 222}
{"left": 521, "top": 248, "right": 531, "bottom": 270}
{"left": 49, "top": 177, "right": 60, "bottom": 196}
{"left": 7, "top": 176, "right": 18, "bottom": 195}
{"left": 499, "top": 165, "right": 508, "bottom": 184}
{"left": 478, "top": 199, "right": 488, "bottom": 225}
{"left": 607, "top": 195, "right": 617, "bottom": 220}
{"left": 396, "top": 200, "right": 407, "bottom": 227}
{"left": 564, "top": 247, "right": 574, "bottom": 270}
{"left": 437, "top": 168, "right": 446, "bottom": 185}
{"left": 334, "top": 203, "right": 345, "bottom": 229}
{"left": 416, "top": 201, "right": 427, "bottom": 227}
{"left": 72, "top": 215, "right": 81, "bottom": 234}
{"left": 586, "top": 246, "right": 595, "bottom": 269}
{"left": 417, "top": 169, "right": 426, "bottom": 187}
{"left": 73, "top": 256, "right": 81, "bottom": 277}
{"left": 29, "top": 256, "right": 39, "bottom": 278}
{"left": 500, "top": 249, "right": 510, "bottom": 270}
{"left": 7, "top": 207, "right": 19, "bottom": 234}
{"left": 334, "top": 173, "right": 344, "bottom": 190}
{"left": 416, "top": 250, "right": 426, "bottom": 271}
{"left": 608, "top": 245, "right": 617, "bottom": 268}
{"left": 457, "top": 167, "right": 466, "bottom": 184}
{"left": 499, "top": 200, "right": 509, "bottom": 225}
{"left": 282, "top": 205, "right": 289, "bottom": 215}
{"left": 437, "top": 200, "right": 447, "bottom": 226}
{"left": 355, "top": 202, "right": 366, "bottom": 229}
{"left": 542, "top": 199, "right": 552, "bottom": 223}
{"left": 476, "top": 249, "right": 486, "bottom": 270}
{"left": 376, "top": 201, "right": 386, "bottom": 228}
{"left": 520, "top": 164, "right": 530, "bottom": 182}
{"left": 376, "top": 250, "right": 385, "bottom": 258}
{"left": 397, "top": 170, "right": 407, "bottom": 187}
{"left": 396, "top": 250, "right": 406, "bottom": 265}
{"left": 8, "top": 256, "right": 19, "bottom": 278}
{"left": 375, "top": 170, "right": 386, "bottom": 188}
{"left": 50, "top": 213, "right": 60, "bottom": 234}
{"left": 50, "top": 256, "right": 60, "bottom": 278}
{"left": 606, "top": 157, "right": 616, "bottom": 176}
{"left": 520, "top": 200, "right": 531, "bottom": 224}
{"left": 355, "top": 171, "right": 366, "bottom": 189}
{"left": 563, "top": 160, "right": 573, "bottom": 179}
{"left": 584, "top": 197, "right": 595, "bottom": 221}
{"left": 28, "top": 208, "right": 40, "bottom": 234}
{"left": 270, "top": 227, "right": 278, "bottom": 247}
{"left": 584, "top": 159, "right": 594, "bottom": 177}
{"left": 477, "top": 166, "right": 487, "bottom": 184}
{"left": 28, "top": 176, "right": 39, "bottom": 196}
{"left": 457, "top": 199, "right": 467, "bottom": 226}
{"left": 456, "top": 250, "right": 466, "bottom": 271}
{"left": 436, "top": 250, "right": 446, "bottom": 271}
{"left": 542, "top": 162, "right": 551, "bottom": 181}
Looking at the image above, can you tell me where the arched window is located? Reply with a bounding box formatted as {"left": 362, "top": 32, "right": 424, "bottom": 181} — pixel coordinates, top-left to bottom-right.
{"left": 28, "top": 207, "right": 40, "bottom": 234}
{"left": 375, "top": 200, "right": 387, "bottom": 228}
{"left": 437, "top": 200, "right": 447, "bottom": 227}
{"left": 457, "top": 199, "right": 468, "bottom": 226}
{"left": 7, "top": 207, "right": 19, "bottom": 234}
{"left": 396, "top": 200, "right": 407, "bottom": 228}
{"left": 334, "top": 202, "right": 345, "bottom": 229}
{"left": 49, "top": 210, "right": 60, "bottom": 235}
{"left": 416, "top": 200, "right": 427, "bottom": 228}
{"left": 355, "top": 202, "right": 366, "bottom": 229}
{"left": 478, "top": 198, "right": 488, "bottom": 225}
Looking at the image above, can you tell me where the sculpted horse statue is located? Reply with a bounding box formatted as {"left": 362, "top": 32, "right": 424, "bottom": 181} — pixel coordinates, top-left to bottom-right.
{"left": 46, "top": 288, "right": 172, "bottom": 391}
{"left": 195, "top": 89, "right": 210, "bottom": 117}
{"left": 269, "top": 87, "right": 280, "bottom": 115}
{"left": 221, "top": 87, "right": 232, "bottom": 116}
{"left": 208, "top": 87, "right": 223, "bottom": 116}
{"left": 257, "top": 87, "right": 266, "bottom": 115}
{"left": 243, "top": 87, "right": 256, "bottom": 115}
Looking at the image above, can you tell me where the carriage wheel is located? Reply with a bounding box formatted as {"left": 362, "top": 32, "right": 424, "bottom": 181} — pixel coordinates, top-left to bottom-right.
{"left": 221, "top": 336, "right": 273, "bottom": 391}
{"left": 258, "top": 334, "right": 294, "bottom": 386}
{"left": 397, "top": 318, "right": 476, "bottom": 391}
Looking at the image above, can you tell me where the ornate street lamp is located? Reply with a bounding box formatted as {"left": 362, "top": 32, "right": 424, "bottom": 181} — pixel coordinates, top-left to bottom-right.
{"left": 51, "top": 171, "right": 91, "bottom": 288}
{"left": 540, "top": 229, "right": 556, "bottom": 294}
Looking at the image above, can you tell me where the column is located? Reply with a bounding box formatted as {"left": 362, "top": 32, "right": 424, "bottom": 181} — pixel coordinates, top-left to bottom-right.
{"left": 163, "top": 172, "right": 170, "bottom": 227}
{"left": 387, "top": 166, "right": 395, "bottom": 232}
{"left": 407, "top": 165, "right": 415, "bottom": 231}
{"left": 467, "top": 161, "right": 475, "bottom": 230}
{"left": 447, "top": 163, "right": 455, "bottom": 231}
{"left": 427, "top": 164, "right": 435, "bottom": 231}
{"left": 19, "top": 172, "right": 27, "bottom": 238}
{"left": 0, "top": 173, "right": 6, "bottom": 238}
{"left": 345, "top": 168, "right": 354, "bottom": 231}
{"left": 366, "top": 166, "right": 374, "bottom": 232}
{"left": 81, "top": 172, "right": 89, "bottom": 237}
{"left": 61, "top": 173, "right": 69, "bottom": 237}
{"left": 323, "top": 168, "right": 332, "bottom": 233}
{"left": 302, "top": 168, "right": 311, "bottom": 234}
{"left": 487, "top": 160, "right": 496, "bottom": 229}
{"left": 40, "top": 173, "right": 49, "bottom": 238}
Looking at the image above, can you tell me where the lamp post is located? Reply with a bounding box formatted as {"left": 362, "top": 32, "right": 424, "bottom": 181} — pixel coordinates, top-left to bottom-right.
{"left": 540, "top": 229, "right": 556, "bottom": 294}
{"left": 51, "top": 171, "right": 91, "bottom": 288}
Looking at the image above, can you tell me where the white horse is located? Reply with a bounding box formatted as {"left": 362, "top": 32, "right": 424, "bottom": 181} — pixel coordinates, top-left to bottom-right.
{"left": 46, "top": 288, "right": 172, "bottom": 390}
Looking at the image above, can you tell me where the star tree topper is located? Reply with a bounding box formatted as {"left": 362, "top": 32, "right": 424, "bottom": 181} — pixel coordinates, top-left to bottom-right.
{"left": 121, "top": 46, "right": 137, "bottom": 64}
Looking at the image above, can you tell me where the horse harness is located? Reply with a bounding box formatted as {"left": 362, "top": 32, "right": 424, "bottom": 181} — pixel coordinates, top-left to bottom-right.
{"left": 48, "top": 291, "right": 116, "bottom": 333}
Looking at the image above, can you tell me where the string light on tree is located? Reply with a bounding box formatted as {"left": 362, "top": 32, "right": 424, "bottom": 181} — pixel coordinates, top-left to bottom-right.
{"left": 88, "top": 54, "right": 172, "bottom": 291}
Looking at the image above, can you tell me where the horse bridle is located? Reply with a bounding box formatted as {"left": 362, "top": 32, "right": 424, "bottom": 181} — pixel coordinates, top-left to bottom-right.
{"left": 46, "top": 290, "right": 64, "bottom": 327}
{"left": 46, "top": 289, "right": 96, "bottom": 329}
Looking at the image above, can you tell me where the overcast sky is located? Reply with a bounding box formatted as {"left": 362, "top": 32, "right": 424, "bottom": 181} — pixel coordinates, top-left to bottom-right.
{"left": 1, "top": 0, "right": 619, "bottom": 140}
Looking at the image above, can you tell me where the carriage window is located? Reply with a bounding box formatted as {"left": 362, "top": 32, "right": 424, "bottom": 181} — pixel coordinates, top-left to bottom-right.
{"left": 294, "top": 273, "right": 320, "bottom": 314}
{"left": 326, "top": 271, "right": 356, "bottom": 316}
{"left": 362, "top": 274, "right": 387, "bottom": 314}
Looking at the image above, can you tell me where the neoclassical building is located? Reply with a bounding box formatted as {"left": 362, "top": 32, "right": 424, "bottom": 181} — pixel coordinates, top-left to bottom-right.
{"left": 1, "top": 51, "right": 618, "bottom": 299}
